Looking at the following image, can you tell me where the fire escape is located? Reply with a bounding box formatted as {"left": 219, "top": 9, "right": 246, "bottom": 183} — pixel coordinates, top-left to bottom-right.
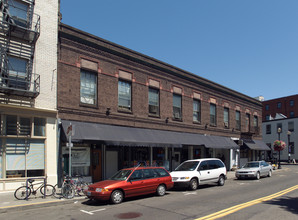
{"left": 0, "top": 0, "right": 40, "bottom": 98}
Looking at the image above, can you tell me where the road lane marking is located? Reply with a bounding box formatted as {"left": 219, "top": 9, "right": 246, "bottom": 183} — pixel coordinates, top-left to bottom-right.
{"left": 80, "top": 208, "right": 106, "bottom": 215}
{"left": 196, "top": 184, "right": 298, "bottom": 220}
{"left": 183, "top": 192, "right": 197, "bottom": 195}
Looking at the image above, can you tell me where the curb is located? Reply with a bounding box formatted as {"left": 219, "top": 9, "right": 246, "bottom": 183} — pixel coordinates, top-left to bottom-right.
{"left": 0, "top": 196, "right": 88, "bottom": 213}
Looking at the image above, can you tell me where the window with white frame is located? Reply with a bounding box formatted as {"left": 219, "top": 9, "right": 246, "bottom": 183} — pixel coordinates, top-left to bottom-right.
{"left": 34, "top": 117, "right": 46, "bottom": 136}
{"left": 193, "top": 99, "right": 201, "bottom": 123}
{"left": 173, "top": 94, "right": 182, "bottom": 120}
{"left": 5, "top": 139, "right": 45, "bottom": 178}
{"left": 118, "top": 80, "right": 131, "bottom": 110}
{"left": 1, "top": 114, "right": 46, "bottom": 178}
{"left": 148, "top": 87, "right": 159, "bottom": 115}
{"left": 80, "top": 70, "right": 97, "bottom": 105}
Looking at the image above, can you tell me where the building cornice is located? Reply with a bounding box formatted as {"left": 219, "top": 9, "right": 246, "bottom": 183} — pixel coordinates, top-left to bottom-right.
{"left": 59, "top": 23, "right": 262, "bottom": 107}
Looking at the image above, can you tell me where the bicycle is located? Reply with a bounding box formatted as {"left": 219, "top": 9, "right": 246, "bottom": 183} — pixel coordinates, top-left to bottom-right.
{"left": 14, "top": 179, "right": 55, "bottom": 200}
{"left": 61, "top": 175, "right": 89, "bottom": 199}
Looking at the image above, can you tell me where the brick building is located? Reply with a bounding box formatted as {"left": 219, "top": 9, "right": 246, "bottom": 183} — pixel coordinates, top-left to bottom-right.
{"left": 262, "top": 94, "right": 298, "bottom": 121}
{"left": 0, "top": 0, "right": 58, "bottom": 190}
{"left": 58, "top": 23, "right": 266, "bottom": 182}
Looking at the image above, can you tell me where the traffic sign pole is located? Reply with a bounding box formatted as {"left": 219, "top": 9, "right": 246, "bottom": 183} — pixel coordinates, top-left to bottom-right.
{"left": 67, "top": 123, "right": 73, "bottom": 178}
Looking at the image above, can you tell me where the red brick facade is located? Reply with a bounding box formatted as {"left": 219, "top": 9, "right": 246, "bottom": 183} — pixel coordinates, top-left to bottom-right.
{"left": 262, "top": 95, "right": 298, "bottom": 122}
{"left": 57, "top": 24, "right": 262, "bottom": 139}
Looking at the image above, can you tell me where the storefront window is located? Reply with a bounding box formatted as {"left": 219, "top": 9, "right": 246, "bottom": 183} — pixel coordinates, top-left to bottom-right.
{"left": 62, "top": 146, "right": 90, "bottom": 176}
{"left": 5, "top": 139, "right": 45, "bottom": 178}
{"left": 6, "top": 139, "right": 26, "bottom": 177}
{"left": 153, "top": 148, "right": 165, "bottom": 166}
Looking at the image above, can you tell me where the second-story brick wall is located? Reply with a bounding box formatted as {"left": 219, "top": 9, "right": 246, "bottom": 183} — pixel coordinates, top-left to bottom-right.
{"left": 58, "top": 24, "right": 263, "bottom": 138}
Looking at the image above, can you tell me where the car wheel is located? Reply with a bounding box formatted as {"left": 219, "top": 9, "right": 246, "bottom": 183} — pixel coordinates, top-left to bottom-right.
{"left": 268, "top": 170, "right": 272, "bottom": 177}
{"left": 189, "top": 178, "right": 198, "bottom": 191}
{"left": 256, "top": 172, "right": 260, "bottom": 180}
{"left": 218, "top": 175, "right": 225, "bottom": 186}
{"left": 156, "top": 184, "right": 166, "bottom": 196}
{"left": 110, "top": 190, "right": 123, "bottom": 204}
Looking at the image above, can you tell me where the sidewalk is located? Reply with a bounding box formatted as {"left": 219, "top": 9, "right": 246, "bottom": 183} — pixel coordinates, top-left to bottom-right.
{"left": 0, "top": 188, "right": 88, "bottom": 213}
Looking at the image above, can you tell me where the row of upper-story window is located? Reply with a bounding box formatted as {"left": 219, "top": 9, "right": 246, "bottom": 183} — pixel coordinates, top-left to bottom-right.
{"left": 265, "top": 121, "right": 295, "bottom": 134}
{"left": 5, "top": 0, "right": 30, "bottom": 28}
{"left": 265, "top": 100, "right": 295, "bottom": 111}
{"left": 0, "top": 114, "right": 46, "bottom": 137}
{"left": 80, "top": 69, "right": 260, "bottom": 131}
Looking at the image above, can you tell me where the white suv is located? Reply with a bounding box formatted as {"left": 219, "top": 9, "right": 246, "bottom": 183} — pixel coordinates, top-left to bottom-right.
{"left": 170, "top": 158, "right": 227, "bottom": 190}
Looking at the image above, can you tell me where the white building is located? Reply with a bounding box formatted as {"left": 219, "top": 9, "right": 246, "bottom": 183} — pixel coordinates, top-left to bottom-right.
{"left": 0, "top": 0, "right": 58, "bottom": 190}
{"left": 262, "top": 115, "right": 297, "bottom": 162}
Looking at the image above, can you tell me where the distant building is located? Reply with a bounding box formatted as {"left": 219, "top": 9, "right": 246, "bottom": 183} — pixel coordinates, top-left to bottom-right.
{"left": 262, "top": 117, "right": 297, "bottom": 162}
{"left": 262, "top": 95, "right": 298, "bottom": 162}
{"left": 262, "top": 94, "right": 298, "bottom": 121}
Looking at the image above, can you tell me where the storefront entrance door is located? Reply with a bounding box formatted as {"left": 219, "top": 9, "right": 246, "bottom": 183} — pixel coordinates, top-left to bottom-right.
{"left": 91, "top": 149, "right": 102, "bottom": 182}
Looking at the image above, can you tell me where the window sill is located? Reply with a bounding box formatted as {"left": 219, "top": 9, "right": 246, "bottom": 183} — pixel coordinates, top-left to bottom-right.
{"left": 172, "top": 118, "right": 183, "bottom": 122}
{"left": 193, "top": 121, "right": 201, "bottom": 125}
{"left": 79, "top": 103, "right": 98, "bottom": 109}
{"left": 118, "top": 108, "right": 133, "bottom": 114}
{"left": 148, "top": 114, "right": 160, "bottom": 118}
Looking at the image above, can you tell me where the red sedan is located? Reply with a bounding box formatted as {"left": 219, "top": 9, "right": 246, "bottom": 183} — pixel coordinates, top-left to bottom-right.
{"left": 85, "top": 167, "right": 174, "bottom": 204}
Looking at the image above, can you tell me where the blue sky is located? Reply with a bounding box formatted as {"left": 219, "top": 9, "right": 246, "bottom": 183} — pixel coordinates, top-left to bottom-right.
{"left": 60, "top": 0, "right": 298, "bottom": 101}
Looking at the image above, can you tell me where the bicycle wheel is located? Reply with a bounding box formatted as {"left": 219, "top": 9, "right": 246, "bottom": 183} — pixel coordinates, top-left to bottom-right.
{"left": 14, "top": 186, "right": 31, "bottom": 200}
{"left": 40, "top": 184, "right": 55, "bottom": 196}
{"left": 76, "top": 183, "right": 88, "bottom": 196}
{"left": 62, "top": 184, "right": 75, "bottom": 199}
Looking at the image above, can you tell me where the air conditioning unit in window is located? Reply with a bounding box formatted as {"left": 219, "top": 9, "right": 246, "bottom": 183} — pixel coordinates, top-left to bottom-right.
{"left": 224, "top": 122, "right": 229, "bottom": 128}
{"left": 174, "top": 112, "right": 180, "bottom": 119}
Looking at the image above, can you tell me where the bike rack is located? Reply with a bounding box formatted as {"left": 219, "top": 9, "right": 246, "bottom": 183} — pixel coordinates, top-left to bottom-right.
{"left": 26, "top": 177, "right": 47, "bottom": 201}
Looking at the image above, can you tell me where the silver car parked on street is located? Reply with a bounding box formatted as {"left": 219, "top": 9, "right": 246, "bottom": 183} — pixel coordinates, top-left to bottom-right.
{"left": 235, "top": 161, "right": 273, "bottom": 180}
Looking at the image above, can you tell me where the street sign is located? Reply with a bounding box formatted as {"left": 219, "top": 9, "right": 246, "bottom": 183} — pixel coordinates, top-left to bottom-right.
{"left": 66, "top": 124, "right": 73, "bottom": 137}
{"left": 66, "top": 143, "right": 73, "bottom": 148}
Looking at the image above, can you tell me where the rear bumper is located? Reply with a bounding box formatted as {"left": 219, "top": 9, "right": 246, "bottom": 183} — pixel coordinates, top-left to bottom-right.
{"left": 235, "top": 173, "right": 256, "bottom": 179}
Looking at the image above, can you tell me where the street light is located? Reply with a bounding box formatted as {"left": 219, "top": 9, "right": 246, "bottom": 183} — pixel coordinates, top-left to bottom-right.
{"left": 277, "top": 127, "right": 281, "bottom": 169}
{"left": 287, "top": 131, "right": 291, "bottom": 163}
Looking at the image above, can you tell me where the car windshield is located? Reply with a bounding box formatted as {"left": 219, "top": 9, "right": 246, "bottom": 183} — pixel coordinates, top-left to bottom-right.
{"left": 109, "top": 170, "right": 132, "bottom": 180}
{"left": 175, "top": 161, "right": 199, "bottom": 171}
{"left": 243, "top": 162, "right": 259, "bottom": 168}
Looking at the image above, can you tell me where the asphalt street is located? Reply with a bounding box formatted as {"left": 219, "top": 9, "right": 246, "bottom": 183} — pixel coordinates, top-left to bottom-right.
{"left": 0, "top": 165, "right": 297, "bottom": 220}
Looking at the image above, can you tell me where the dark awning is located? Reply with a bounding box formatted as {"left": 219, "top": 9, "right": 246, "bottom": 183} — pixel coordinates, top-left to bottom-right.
{"left": 61, "top": 120, "right": 239, "bottom": 149}
{"left": 243, "top": 139, "right": 271, "bottom": 151}
{"left": 203, "top": 135, "right": 239, "bottom": 149}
